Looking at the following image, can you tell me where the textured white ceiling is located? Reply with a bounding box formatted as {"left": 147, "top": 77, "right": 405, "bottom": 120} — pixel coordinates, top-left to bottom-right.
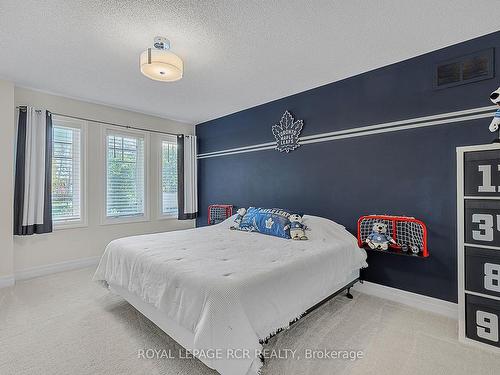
{"left": 1, "top": 1, "right": 499, "bottom": 124}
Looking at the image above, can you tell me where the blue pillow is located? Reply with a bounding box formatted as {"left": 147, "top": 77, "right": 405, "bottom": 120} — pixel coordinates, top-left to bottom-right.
{"left": 239, "top": 207, "right": 292, "bottom": 239}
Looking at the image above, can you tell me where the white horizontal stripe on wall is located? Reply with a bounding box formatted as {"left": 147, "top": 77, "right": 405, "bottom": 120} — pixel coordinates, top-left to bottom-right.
{"left": 197, "top": 105, "right": 496, "bottom": 159}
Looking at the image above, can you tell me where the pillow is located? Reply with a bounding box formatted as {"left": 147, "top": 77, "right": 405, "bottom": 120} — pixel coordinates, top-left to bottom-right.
{"left": 238, "top": 207, "right": 292, "bottom": 239}
{"left": 228, "top": 207, "right": 248, "bottom": 230}
{"left": 219, "top": 213, "right": 239, "bottom": 228}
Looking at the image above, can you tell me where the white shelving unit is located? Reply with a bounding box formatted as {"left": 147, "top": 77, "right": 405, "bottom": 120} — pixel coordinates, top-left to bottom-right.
{"left": 457, "top": 143, "right": 500, "bottom": 353}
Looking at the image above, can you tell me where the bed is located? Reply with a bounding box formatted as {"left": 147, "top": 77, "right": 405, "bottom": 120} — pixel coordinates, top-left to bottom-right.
{"left": 93, "top": 214, "right": 367, "bottom": 375}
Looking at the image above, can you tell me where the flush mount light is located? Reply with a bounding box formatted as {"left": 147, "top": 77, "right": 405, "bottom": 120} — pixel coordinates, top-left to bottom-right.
{"left": 140, "top": 36, "right": 183, "bottom": 82}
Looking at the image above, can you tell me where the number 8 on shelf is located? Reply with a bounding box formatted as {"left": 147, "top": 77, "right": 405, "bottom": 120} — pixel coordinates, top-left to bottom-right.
{"left": 485, "top": 263, "right": 500, "bottom": 293}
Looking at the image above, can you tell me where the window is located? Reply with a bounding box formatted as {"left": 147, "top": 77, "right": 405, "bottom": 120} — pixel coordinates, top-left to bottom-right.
{"left": 105, "top": 129, "right": 147, "bottom": 221}
{"left": 51, "top": 117, "right": 85, "bottom": 227}
{"left": 160, "top": 137, "right": 178, "bottom": 216}
{"left": 435, "top": 48, "right": 494, "bottom": 89}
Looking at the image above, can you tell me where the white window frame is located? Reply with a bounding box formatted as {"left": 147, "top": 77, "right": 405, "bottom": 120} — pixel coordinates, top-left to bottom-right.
{"left": 158, "top": 135, "right": 179, "bottom": 219}
{"left": 100, "top": 125, "right": 150, "bottom": 225}
{"left": 51, "top": 115, "right": 88, "bottom": 230}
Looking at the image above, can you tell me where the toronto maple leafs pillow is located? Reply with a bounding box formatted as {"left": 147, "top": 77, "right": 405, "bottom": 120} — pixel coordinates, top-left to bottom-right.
{"left": 238, "top": 207, "right": 291, "bottom": 239}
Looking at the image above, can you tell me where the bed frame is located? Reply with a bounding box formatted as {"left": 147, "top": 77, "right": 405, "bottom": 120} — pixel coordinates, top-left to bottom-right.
{"left": 110, "top": 269, "right": 361, "bottom": 372}
{"left": 259, "top": 277, "right": 360, "bottom": 344}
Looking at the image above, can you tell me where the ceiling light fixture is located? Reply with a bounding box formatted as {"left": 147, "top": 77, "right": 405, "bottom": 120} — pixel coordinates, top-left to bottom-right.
{"left": 140, "top": 36, "right": 183, "bottom": 82}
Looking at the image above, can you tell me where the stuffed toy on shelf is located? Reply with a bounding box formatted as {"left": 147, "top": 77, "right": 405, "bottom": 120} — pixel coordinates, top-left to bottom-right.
{"left": 364, "top": 222, "right": 397, "bottom": 250}
{"left": 489, "top": 86, "right": 500, "bottom": 143}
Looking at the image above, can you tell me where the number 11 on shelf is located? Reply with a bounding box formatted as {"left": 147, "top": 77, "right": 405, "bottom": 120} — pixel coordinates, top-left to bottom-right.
{"left": 478, "top": 164, "right": 500, "bottom": 193}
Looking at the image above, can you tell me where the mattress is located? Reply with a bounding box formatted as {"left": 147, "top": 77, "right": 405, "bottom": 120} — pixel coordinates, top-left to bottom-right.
{"left": 93, "top": 214, "right": 368, "bottom": 375}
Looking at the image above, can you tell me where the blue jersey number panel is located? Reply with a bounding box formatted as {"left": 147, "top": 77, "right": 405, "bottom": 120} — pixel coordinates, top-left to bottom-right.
{"left": 465, "top": 246, "right": 500, "bottom": 298}
{"left": 466, "top": 294, "right": 500, "bottom": 347}
{"left": 464, "top": 150, "right": 500, "bottom": 197}
{"left": 465, "top": 200, "right": 500, "bottom": 248}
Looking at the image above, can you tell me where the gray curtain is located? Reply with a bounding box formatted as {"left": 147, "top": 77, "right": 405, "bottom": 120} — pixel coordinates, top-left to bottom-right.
{"left": 14, "top": 106, "right": 53, "bottom": 235}
{"left": 177, "top": 135, "right": 198, "bottom": 220}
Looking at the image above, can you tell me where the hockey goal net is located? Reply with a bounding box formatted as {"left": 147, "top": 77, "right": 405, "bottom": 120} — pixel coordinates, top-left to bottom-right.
{"left": 208, "top": 204, "right": 233, "bottom": 225}
{"left": 357, "top": 215, "right": 428, "bottom": 257}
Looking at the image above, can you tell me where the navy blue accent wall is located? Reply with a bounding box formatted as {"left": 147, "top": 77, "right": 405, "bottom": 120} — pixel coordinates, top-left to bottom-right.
{"left": 196, "top": 31, "right": 500, "bottom": 303}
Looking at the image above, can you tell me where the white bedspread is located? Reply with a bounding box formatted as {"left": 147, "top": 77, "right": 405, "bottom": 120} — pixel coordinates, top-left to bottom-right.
{"left": 93, "top": 215, "right": 367, "bottom": 375}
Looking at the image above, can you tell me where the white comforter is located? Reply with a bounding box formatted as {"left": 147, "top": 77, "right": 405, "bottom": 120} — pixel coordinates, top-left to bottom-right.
{"left": 93, "top": 215, "right": 367, "bottom": 375}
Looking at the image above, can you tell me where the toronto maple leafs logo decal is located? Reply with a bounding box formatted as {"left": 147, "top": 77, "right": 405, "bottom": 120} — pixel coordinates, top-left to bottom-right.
{"left": 272, "top": 111, "right": 303, "bottom": 153}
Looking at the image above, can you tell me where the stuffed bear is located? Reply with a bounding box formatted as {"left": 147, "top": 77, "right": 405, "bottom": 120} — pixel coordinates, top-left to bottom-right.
{"left": 489, "top": 87, "right": 500, "bottom": 143}
{"left": 230, "top": 207, "right": 247, "bottom": 230}
{"left": 365, "top": 222, "right": 396, "bottom": 250}
{"left": 285, "top": 214, "right": 308, "bottom": 240}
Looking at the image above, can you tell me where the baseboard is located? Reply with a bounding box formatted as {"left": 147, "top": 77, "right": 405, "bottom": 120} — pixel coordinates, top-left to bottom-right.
{"left": 15, "top": 256, "right": 100, "bottom": 281}
{"left": 0, "top": 275, "right": 15, "bottom": 288}
{"left": 353, "top": 281, "right": 458, "bottom": 320}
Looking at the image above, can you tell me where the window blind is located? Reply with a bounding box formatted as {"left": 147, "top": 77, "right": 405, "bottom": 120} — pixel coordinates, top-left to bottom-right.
{"left": 161, "top": 139, "right": 178, "bottom": 215}
{"left": 52, "top": 125, "right": 81, "bottom": 222}
{"left": 106, "top": 132, "right": 145, "bottom": 218}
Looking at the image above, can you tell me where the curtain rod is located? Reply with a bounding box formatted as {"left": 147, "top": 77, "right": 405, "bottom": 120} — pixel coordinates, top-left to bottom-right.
{"left": 16, "top": 106, "right": 182, "bottom": 137}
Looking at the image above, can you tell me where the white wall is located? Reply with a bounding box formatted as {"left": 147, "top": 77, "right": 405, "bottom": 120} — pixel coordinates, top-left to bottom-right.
{"left": 0, "top": 80, "right": 15, "bottom": 281}
{"left": 13, "top": 87, "right": 195, "bottom": 274}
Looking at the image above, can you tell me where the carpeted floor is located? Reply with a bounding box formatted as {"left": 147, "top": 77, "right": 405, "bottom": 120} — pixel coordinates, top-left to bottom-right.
{"left": 1, "top": 267, "right": 499, "bottom": 375}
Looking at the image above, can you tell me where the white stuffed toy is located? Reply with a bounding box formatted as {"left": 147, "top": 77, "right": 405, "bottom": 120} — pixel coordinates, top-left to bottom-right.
{"left": 230, "top": 207, "right": 247, "bottom": 230}
{"left": 285, "top": 214, "right": 308, "bottom": 240}
{"left": 365, "top": 222, "right": 397, "bottom": 250}
{"left": 489, "top": 87, "right": 500, "bottom": 143}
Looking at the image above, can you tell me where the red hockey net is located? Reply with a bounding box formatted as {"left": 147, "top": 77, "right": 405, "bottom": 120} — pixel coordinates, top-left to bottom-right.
{"left": 357, "top": 215, "right": 428, "bottom": 257}
{"left": 208, "top": 204, "right": 233, "bottom": 225}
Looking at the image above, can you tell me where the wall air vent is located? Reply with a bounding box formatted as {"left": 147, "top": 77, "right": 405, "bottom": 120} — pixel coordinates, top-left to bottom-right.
{"left": 435, "top": 48, "right": 494, "bottom": 89}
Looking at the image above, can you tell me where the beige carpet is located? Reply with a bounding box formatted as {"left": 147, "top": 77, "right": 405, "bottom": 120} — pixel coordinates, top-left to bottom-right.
{"left": 1, "top": 267, "right": 499, "bottom": 375}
